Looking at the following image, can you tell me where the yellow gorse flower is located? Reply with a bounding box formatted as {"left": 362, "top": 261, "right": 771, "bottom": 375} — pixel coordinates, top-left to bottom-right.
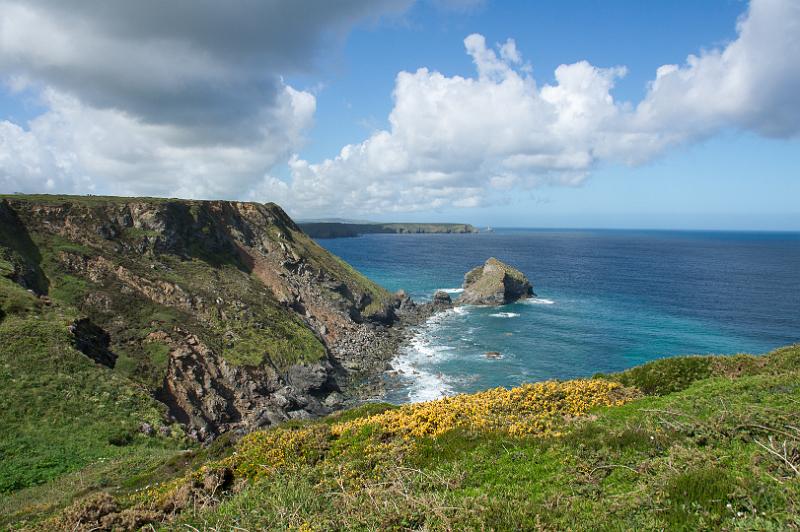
{"left": 331, "top": 379, "right": 630, "bottom": 439}
{"left": 197, "top": 379, "right": 634, "bottom": 482}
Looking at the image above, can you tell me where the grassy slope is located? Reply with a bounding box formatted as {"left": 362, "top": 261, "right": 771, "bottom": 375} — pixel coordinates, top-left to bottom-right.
{"left": 159, "top": 345, "right": 799, "bottom": 531}
{"left": 0, "top": 277, "right": 188, "bottom": 525}
{"left": 0, "top": 195, "right": 395, "bottom": 526}
{"left": 6, "top": 345, "right": 785, "bottom": 530}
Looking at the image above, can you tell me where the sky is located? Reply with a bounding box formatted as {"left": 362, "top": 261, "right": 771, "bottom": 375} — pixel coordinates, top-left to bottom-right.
{"left": 0, "top": 0, "right": 798, "bottom": 230}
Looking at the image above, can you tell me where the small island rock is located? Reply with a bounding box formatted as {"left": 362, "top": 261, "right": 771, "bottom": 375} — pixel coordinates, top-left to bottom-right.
{"left": 458, "top": 257, "right": 535, "bottom": 306}
{"left": 432, "top": 290, "right": 453, "bottom": 308}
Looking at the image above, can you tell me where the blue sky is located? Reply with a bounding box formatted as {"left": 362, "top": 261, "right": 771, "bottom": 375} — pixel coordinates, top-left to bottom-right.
{"left": 0, "top": 0, "right": 798, "bottom": 230}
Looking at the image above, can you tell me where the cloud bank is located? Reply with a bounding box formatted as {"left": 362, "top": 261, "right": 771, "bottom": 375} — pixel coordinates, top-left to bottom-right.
{"left": 0, "top": 0, "right": 410, "bottom": 197}
{"left": 0, "top": 0, "right": 798, "bottom": 214}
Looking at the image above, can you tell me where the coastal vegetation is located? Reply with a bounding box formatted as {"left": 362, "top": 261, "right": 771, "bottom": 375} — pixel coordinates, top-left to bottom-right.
{"left": 161, "top": 345, "right": 800, "bottom": 530}
{"left": 0, "top": 195, "right": 400, "bottom": 489}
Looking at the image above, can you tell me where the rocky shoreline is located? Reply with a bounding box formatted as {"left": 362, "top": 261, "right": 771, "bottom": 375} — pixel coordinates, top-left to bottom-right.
{"left": 339, "top": 257, "right": 536, "bottom": 405}
{"left": 334, "top": 291, "right": 453, "bottom": 404}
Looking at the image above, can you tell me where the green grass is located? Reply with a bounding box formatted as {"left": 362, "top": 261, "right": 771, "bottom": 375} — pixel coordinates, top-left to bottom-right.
{"left": 0, "top": 277, "right": 40, "bottom": 316}
{"left": 1, "top": 194, "right": 175, "bottom": 205}
{"left": 599, "top": 345, "right": 800, "bottom": 395}
{"left": 0, "top": 307, "right": 184, "bottom": 496}
{"left": 155, "top": 255, "right": 326, "bottom": 368}
{"left": 121, "top": 227, "right": 161, "bottom": 240}
{"left": 0, "top": 447, "right": 185, "bottom": 529}
{"left": 597, "top": 354, "right": 714, "bottom": 395}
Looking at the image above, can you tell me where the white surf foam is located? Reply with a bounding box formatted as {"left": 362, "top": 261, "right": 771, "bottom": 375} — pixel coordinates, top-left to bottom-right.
{"left": 394, "top": 335, "right": 455, "bottom": 402}
{"left": 437, "top": 287, "right": 464, "bottom": 294}
{"left": 489, "top": 312, "right": 520, "bottom": 318}
{"left": 387, "top": 302, "right": 467, "bottom": 403}
{"left": 524, "top": 297, "right": 555, "bottom": 305}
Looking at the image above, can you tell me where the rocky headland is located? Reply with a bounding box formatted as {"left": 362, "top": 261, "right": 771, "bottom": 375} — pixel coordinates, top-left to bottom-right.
{"left": 4, "top": 197, "right": 799, "bottom": 531}
{"left": 0, "top": 195, "right": 426, "bottom": 442}
{"left": 299, "top": 221, "right": 479, "bottom": 239}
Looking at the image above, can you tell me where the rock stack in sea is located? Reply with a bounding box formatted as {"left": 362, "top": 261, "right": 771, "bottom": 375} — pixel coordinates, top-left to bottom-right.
{"left": 431, "top": 290, "right": 453, "bottom": 309}
{"left": 457, "top": 257, "right": 534, "bottom": 306}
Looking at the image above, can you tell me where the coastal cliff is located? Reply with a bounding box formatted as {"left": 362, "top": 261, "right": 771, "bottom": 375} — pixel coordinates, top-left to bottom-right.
{"left": 23, "top": 344, "right": 800, "bottom": 531}
{"left": 0, "top": 195, "right": 403, "bottom": 442}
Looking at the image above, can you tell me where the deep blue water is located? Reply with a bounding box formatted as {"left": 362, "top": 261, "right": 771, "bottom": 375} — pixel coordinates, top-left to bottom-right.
{"left": 318, "top": 229, "right": 800, "bottom": 402}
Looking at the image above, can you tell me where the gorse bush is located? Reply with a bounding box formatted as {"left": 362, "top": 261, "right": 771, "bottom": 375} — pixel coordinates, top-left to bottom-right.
{"left": 332, "top": 379, "right": 636, "bottom": 439}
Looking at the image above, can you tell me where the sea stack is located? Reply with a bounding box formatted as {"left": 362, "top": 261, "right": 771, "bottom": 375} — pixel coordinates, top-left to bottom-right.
{"left": 458, "top": 257, "right": 535, "bottom": 306}
{"left": 431, "top": 290, "right": 453, "bottom": 308}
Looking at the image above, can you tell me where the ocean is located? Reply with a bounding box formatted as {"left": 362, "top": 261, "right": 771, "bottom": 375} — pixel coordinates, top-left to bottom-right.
{"left": 318, "top": 229, "right": 800, "bottom": 403}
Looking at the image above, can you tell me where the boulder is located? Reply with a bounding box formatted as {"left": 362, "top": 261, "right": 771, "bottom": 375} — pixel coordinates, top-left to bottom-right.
{"left": 432, "top": 290, "right": 453, "bottom": 308}
{"left": 457, "top": 257, "right": 534, "bottom": 306}
{"left": 394, "top": 289, "right": 417, "bottom": 313}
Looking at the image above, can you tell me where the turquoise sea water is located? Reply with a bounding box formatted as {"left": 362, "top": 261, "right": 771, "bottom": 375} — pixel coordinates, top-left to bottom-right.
{"left": 318, "top": 229, "right": 800, "bottom": 403}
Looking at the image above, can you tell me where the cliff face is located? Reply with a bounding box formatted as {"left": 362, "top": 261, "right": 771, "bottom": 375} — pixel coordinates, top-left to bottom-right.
{"left": 0, "top": 195, "right": 398, "bottom": 440}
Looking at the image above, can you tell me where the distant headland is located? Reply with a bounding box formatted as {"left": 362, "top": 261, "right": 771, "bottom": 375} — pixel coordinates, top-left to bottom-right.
{"left": 299, "top": 221, "right": 479, "bottom": 238}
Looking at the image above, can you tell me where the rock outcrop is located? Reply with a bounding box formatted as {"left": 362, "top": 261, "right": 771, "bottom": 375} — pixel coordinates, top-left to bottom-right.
{"left": 432, "top": 290, "right": 453, "bottom": 309}
{"left": 69, "top": 317, "right": 117, "bottom": 368}
{"left": 457, "top": 258, "right": 534, "bottom": 306}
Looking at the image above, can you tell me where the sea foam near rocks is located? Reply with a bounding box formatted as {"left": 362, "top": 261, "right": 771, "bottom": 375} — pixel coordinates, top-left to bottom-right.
{"left": 388, "top": 306, "right": 467, "bottom": 402}
{"left": 489, "top": 312, "right": 520, "bottom": 318}
{"left": 524, "top": 297, "right": 554, "bottom": 305}
{"left": 438, "top": 287, "right": 464, "bottom": 294}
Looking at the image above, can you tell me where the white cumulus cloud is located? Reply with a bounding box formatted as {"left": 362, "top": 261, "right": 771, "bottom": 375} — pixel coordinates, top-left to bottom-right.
{"left": 268, "top": 0, "right": 800, "bottom": 216}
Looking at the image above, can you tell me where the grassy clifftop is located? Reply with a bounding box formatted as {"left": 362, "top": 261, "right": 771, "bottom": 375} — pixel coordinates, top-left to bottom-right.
{"left": 8, "top": 344, "right": 796, "bottom": 530}
{"left": 0, "top": 276, "right": 184, "bottom": 501}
